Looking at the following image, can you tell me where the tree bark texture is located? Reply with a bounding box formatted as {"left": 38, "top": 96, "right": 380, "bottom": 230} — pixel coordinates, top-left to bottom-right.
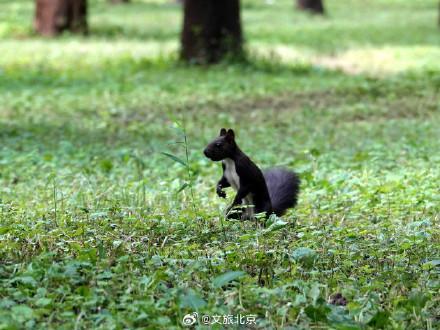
{"left": 181, "top": 0, "right": 243, "bottom": 64}
{"left": 297, "top": 0, "right": 325, "bottom": 14}
{"left": 35, "top": 0, "right": 88, "bottom": 36}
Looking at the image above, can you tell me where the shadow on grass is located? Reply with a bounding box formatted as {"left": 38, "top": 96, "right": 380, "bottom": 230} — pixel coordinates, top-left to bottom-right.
{"left": 1, "top": 65, "right": 438, "bottom": 158}
{"left": 0, "top": 54, "right": 342, "bottom": 92}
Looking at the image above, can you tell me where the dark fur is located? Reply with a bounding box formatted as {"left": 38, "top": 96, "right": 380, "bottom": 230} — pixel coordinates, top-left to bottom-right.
{"left": 204, "top": 128, "right": 300, "bottom": 218}
{"left": 263, "top": 168, "right": 300, "bottom": 216}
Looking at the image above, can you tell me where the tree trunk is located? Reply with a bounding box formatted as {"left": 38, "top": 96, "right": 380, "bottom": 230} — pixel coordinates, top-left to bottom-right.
{"left": 297, "top": 0, "right": 325, "bottom": 14}
{"left": 35, "top": 0, "right": 88, "bottom": 36}
{"left": 181, "top": 0, "right": 243, "bottom": 64}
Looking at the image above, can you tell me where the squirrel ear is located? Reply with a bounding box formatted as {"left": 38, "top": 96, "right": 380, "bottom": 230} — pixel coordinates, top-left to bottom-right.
{"left": 226, "top": 129, "right": 235, "bottom": 140}
{"left": 220, "top": 128, "right": 227, "bottom": 136}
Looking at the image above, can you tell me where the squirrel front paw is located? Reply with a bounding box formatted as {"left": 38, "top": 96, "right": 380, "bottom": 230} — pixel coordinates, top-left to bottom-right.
{"left": 216, "top": 186, "right": 226, "bottom": 198}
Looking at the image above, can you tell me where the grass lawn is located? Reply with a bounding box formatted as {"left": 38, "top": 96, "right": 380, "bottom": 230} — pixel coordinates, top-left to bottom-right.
{"left": 0, "top": 0, "right": 439, "bottom": 328}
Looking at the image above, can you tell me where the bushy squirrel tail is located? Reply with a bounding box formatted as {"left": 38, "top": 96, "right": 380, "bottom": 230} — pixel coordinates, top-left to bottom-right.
{"left": 263, "top": 168, "right": 300, "bottom": 216}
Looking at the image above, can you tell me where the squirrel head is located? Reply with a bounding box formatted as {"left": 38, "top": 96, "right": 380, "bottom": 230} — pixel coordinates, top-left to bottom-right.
{"left": 203, "top": 128, "right": 237, "bottom": 161}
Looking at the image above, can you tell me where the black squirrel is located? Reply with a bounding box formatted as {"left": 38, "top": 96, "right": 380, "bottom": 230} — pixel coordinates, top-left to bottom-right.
{"left": 203, "top": 128, "right": 300, "bottom": 219}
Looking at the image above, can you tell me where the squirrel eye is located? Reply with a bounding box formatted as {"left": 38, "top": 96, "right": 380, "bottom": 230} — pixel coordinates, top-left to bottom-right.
{"left": 215, "top": 143, "right": 222, "bottom": 147}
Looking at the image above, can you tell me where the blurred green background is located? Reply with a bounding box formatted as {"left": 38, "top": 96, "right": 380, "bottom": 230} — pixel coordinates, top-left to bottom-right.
{"left": 0, "top": 0, "right": 439, "bottom": 329}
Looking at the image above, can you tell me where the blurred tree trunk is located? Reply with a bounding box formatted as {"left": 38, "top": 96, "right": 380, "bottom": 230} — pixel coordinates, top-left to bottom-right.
{"left": 35, "top": 0, "right": 88, "bottom": 36}
{"left": 109, "top": 0, "right": 130, "bottom": 4}
{"left": 297, "top": 0, "right": 325, "bottom": 14}
{"left": 181, "top": 0, "right": 243, "bottom": 64}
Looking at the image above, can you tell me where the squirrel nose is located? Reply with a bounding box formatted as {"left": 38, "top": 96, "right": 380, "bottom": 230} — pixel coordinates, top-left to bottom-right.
{"left": 203, "top": 149, "right": 209, "bottom": 157}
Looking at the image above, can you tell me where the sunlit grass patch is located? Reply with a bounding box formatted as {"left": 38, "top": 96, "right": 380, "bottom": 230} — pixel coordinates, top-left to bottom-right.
{"left": 251, "top": 43, "right": 440, "bottom": 75}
